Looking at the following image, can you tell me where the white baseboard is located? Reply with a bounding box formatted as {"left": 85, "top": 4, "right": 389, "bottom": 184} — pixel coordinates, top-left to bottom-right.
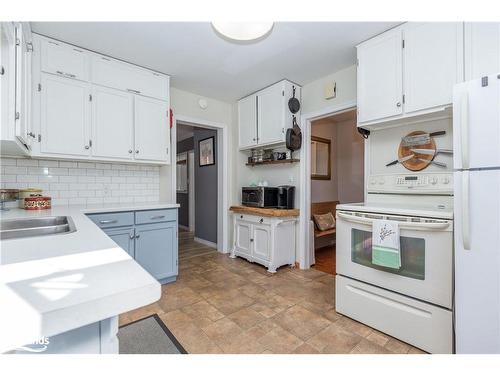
{"left": 194, "top": 237, "right": 217, "bottom": 249}
{"left": 178, "top": 224, "right": 189, "bottom": 230}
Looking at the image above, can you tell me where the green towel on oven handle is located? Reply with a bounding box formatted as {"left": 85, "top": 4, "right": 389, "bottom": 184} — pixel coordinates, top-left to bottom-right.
{"left": 372, "top": 245, "right": 401, "bottom": 269}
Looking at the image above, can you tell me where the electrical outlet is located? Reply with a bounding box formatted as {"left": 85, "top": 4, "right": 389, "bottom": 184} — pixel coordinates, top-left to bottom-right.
{"left": 103, "top": 185, "right": 110, "bottom": 197}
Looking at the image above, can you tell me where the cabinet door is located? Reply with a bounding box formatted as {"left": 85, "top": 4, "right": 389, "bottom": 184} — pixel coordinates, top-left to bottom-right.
{"left": 135, "top": 222, "right": 177, "bottom": 280}
{"left": 465, "top": 22, "right": 500, "bottom": 81}
{"left": 40, "top": 73, "right": 91, "bottom": 157}
{"left": 134, "top": 95, "right": 170, "bottom": 162}
{"left": 1, "top": 23, "right": 16, "bottom": 142}
{"left": 40, "top": 38, "right": 89, "bottom": 81}
{"left": 103, "top": 226, "right": 135, "bottom": 258}
{"left": 234, "top": 219, "right": 252, "bottom": 257}
{"left": 357, "top": 28, "right": 403, "bottom": 123}
{"left": 14, "top": 23, "right": 31, "bottom": 149}
{"left": 238, "top": 94, "right": 257, "bottom": 149}
{"left": 404, "top": 22, "right": 463, "bottom": 113}
{"left": 252, "top": 223, "right": 271, "bottom": 262}
{"left": 257, "top": 83, "right": 285, "bottom": 145}
{"left": 91, "top": 85, "right": 134, "bottom": 160}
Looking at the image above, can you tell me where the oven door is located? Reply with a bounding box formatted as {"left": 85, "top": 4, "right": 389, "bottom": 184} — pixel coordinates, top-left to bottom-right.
{"left": 336, "top": 210, "right": 453, "bottom": 309}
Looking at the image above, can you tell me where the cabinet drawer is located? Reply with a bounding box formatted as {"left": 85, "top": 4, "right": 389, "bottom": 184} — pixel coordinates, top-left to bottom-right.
{"left": 41, "top": 39, "right": 89, "bottom": 81}
{"left": 135, "top": 209, "right": 177, "bottom": 225}
{"left": 234, "top": 213, "right": 271, "bottom": 225}
{"left": 91, "top": 55, "right": 169, "bottom": 100}
{"left": 335, "top": 275, "right": 453, "bottom": 354}
{"left": 87, "top": 211, "right": 134, "bottom": 228}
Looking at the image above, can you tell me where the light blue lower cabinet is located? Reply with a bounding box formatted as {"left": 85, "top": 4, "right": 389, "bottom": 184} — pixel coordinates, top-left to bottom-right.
{"left": 88, "top": 209, "right": 178, "bottom": 285}
{"left": 103, "top": 226, "right": 135, "bottom": 258}
{"left": 135, "top": 221, "right": 178, "bottom": 284}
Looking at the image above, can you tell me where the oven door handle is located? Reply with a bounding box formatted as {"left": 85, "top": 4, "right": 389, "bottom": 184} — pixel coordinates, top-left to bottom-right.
{"left": 336, "top": 212, "right": 451, "bottom": 231}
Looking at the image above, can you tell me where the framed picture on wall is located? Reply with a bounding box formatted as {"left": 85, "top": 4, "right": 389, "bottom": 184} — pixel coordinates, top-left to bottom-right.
{"left": 198, "top": 136, "right": 215, "bottom": 167}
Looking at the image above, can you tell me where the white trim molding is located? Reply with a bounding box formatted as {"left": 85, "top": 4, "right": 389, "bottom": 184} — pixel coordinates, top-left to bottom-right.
{"left": 173, "top": 114, "right": 230, "bottom": 254}
{"left": 298, "top": 99, "right": 358, "bottom": 270}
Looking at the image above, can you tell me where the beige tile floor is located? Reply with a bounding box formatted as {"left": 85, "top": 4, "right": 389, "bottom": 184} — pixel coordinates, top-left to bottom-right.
{"left": 119, "top": 231, "right": 426, "bottom": 354}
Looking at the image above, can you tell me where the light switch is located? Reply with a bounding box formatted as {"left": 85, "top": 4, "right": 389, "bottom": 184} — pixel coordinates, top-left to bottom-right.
{"left": 324, "top": 81, "right": 337, "bottom": 100}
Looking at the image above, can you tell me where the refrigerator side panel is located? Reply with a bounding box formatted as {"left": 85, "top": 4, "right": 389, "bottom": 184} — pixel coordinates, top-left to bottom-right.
{"left": 455, "top": 170, "right": 500, "bottom": 353}
{"left": 453, "top": 74, "right": 500, "bottom": 170}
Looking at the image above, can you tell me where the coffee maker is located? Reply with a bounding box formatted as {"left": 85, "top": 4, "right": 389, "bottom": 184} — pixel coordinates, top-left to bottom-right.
{"left": 277, "top": 185, "right": 295, "bottom": 209}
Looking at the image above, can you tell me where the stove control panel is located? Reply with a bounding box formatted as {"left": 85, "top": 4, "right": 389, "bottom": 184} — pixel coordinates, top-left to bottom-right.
{"left": 368, "top": 173, "right": 453, "bottom": 195}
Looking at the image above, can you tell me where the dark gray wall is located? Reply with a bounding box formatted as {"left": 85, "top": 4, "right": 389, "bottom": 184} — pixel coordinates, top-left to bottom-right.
{"left": 194, "top": 128, "right": 218, "bottom": 243}
{"left": 176, "top": 137, "right": 194, "bottom": 228}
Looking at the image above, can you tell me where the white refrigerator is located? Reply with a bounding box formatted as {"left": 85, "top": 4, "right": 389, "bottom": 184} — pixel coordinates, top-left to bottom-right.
{"left": 453, "top": 73, "right": 500, "bottom": 353}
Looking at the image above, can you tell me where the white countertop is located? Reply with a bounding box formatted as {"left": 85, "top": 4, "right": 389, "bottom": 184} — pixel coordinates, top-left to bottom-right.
{"left": 0, "top": 201, "right": 179, "bottom": 353}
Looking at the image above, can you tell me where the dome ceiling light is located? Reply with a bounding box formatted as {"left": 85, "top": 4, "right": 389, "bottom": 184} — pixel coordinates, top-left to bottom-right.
{"left": 211, "top": 22, "right": 274, "bottom": 42}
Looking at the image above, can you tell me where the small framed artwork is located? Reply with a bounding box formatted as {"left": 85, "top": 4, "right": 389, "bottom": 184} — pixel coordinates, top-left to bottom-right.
{"left": 198, "top": 136, "right": 215, "bottom": 167}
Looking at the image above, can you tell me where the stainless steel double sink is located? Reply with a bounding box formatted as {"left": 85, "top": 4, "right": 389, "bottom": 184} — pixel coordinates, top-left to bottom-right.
{"left": 0, "top": 216, "right": 77, "bottom": 240}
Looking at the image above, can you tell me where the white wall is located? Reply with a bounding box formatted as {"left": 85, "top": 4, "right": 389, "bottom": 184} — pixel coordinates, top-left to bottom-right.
{"left": 311, "top": 122, "right": 338, "bottom": 203}
{"left": 301, "top": 65, "right": 357, "bottom": 115}
{"left": 160, "top": 87, "right": 233, "bottom": 202}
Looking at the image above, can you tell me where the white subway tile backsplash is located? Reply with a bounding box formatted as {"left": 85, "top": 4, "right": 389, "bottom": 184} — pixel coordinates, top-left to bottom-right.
{"left": 1, "top": 157, "right": 160, "bottom": 206}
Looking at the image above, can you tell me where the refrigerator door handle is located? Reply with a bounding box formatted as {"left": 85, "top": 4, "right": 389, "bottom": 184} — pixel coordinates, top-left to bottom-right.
{"left": 462, "top": 171, "right": 471, "bottom": 250}
{"left": 461, "top": 92, "right": 470, "bottom": 169}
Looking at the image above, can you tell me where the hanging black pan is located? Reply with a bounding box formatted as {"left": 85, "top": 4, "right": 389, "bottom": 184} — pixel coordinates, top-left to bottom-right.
{"left": 288, "top": 85, "right": 301, "bottom": 114}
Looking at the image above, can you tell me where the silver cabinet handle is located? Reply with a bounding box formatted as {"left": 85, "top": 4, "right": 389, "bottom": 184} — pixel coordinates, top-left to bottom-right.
{"left": 396, "top": 102, "right": 402, "bottom": 107}
{"left": 129, "top": 231, "right": 135, "bottom": 240}
{"left": 126, "top": 88, "right": 141, "bottom": 94}
{"left": 27, "top": 132, "right": 36, "bottom": 138}
{"left": 128, "top": 150, "right": 133, "bottom": 153}
{"left": 150, "top": 215, "right": 165, "bottom": 220}
{"left": 135, "top": 150, "right": 139, "bottom": 154}
{"left": 135, "top": 234, "right": 140, "bottom": 239}
{"left": 56, "top": 70, "right": 76, "bottom": 78}
{"left": 85, "top": 145, "right": 90, "bottom": 150}
{"left": 99, "top": 219, "right": 118, "bottom": 224}
{"left": 0, "top": 66, "right": 4, "bottom": 75}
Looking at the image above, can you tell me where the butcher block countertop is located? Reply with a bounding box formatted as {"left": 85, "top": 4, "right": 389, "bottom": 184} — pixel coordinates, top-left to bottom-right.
{"left": 230, "top": 206, "right": 300, "bottom": 217}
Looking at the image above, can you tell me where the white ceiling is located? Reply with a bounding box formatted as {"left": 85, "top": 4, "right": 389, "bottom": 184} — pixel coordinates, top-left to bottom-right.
{"left": 30, "top": 22, "right": 399, "bottom": 102}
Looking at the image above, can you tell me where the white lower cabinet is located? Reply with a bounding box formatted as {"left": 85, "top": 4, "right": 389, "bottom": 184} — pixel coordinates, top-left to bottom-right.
{"left": 40, "top": 73, "right": 91, "bottom": 157}
{"left": 231, "top": 213, "right": 296, "bottom": 273}
{"left": 91, "top": 85, "right": 134, "bottom": 160}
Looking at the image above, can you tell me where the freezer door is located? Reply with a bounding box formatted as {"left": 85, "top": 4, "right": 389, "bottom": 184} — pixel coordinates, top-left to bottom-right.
{"left": 454, "top": 170, "right": 500, "bottom": 353}
{"left": 453, "top": 74, "right": 500, "bottom": 169}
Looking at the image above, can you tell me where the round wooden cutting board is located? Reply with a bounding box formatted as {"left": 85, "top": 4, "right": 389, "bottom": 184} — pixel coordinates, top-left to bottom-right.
{"left": 398, "top": 131, "right": 436, "bottom": 171}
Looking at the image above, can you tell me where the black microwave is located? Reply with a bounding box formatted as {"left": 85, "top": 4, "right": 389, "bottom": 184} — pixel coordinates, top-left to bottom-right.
{"left": 241, "top": 187, "right": 278, "bottom": 208}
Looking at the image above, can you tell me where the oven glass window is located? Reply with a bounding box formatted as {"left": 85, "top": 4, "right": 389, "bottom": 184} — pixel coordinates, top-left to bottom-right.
{"left": 351, "top": 229, "right": 425, "bottom": 280}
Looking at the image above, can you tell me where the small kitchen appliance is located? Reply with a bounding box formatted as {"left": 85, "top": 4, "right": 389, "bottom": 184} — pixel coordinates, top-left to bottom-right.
{"left": 241, "top": 186, "right": 278, "bottom": 208}
{"left": 277, "top": 185, "right": 295, "bottom": 209}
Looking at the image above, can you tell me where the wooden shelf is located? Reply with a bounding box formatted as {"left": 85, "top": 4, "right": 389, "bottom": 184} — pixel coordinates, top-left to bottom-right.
{"left": 246, "top": 159, "right": 300, "bottom": 166}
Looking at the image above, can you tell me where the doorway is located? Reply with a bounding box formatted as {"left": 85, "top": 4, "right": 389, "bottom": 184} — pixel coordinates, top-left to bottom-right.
{"left": 176, "top": 122, "right": 219, "bottom": 261}
{"left": 308, "top": 109, "right": 364, "bottom": 275}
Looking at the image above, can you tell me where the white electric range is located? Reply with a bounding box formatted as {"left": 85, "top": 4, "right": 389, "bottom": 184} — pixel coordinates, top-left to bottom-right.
{"left": 335, "top": 171, "right": 454, "bottom": 354}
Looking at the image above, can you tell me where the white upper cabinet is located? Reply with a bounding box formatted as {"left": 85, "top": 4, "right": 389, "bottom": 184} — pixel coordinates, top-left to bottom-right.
{"left": 403, "top": 22, "right": 463, "bottom": 114}
{"left": 357, "top": 22, "right": 464, "bottom": 127}
{"left": 238, "top": 94, "right": 257, "bottom": 149}
{"left": 31, "top": 34, "right": 171, "bottom": 164}
{"left": 40, "top": 73, "right": 91, "bottom": 157}
{"left": 91, "top": 55, "right": 169, "bottom": 100}
{"left": 465, "top": 22, "right": 500, "bottom": 81}
{"left": 357, "top": 27, "right": 403, "bottom": 123}
{"left": 134, "top": 96, "right": 170, "bottom": 162}
{"left": 91, "top": 85, "right": 134, "bottom": 160}
{"left": 40, "top": 38, "right": 89, "bottom": 81}
{"left": 257, "top": 83, "right": 286, "bottom": 146}
{"left": 238, "top": 80, "right": 300, "bottom": 150}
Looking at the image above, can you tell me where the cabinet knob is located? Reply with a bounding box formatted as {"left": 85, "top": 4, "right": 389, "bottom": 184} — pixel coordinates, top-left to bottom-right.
{"left": 135, "top": 150, "right": 139, "bottom": 154}
{"left": 250, "top": 238, "right": 254, "bottom": 242}
{"left": 240, "top": 215, "right": 243, "bottom": 219}
{"left": 252, "top": 138, "right": 256, "bottom": 141}
{"left": 396, "top": 102, "right": 401, "bottom": 107}
{"left": 135, "top": 234, "right": 140, "bottom": 239}
{"left": 84, "top": 145, "right": 90, "bottom": 150}
{"left": 128, "top": 150, "right": 133, "bottom": 154}
{"left": 27, "top": 132, "right": 36, "bottom": 139}
{"left": 259, "top": 218, "right": 264, "bottom": 223}
{"left": 0, "top": 66, "right": 4, "bottom": 75}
